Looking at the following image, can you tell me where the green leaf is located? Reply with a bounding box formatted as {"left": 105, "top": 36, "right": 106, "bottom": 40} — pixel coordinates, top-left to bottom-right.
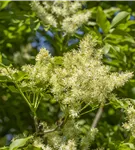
{"left": 24, "top": 145, "right": 41, "bottom": 150}
{"left": 111, "top": 11, "right": 129, "bottom": 28}
{"left": 34, "top": 22, "right": 40, "bottom": 31}
{"left": 110, "top": 28, "right": 129, "bottom": 36}
{"left": 2, "top": 58, "right": 12, "bottom": 66}
{"left": 96, "top": 6, "right": 110, "bottom": 34}
{"left": 105, "top": 32, "right": 134, "bottom": 44}
{"left": 53, "top": 57, "right": 63, "bottom": 65}
{"left": 118, "top": 20, "right": 135, "bottom": 30}
{"left": 0, "top": 63, "right": 6, "bottom": 68}
{"left": 13, "top": 71, "right": 28, "bottom": 82}
{"left": 8, "top": 86, "right": 18, "bottom": 93}
{"left": 0, "top": 1, "right": 10, "bottom": 10}
{"left": 118, "top": 143, "right": 135, "bottom": 150}
{"left": 9, "top": 136, "right": 32, "bottom": 150}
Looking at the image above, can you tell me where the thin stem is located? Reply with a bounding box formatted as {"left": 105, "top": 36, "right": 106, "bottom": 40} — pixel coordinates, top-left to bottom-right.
{"left": 35, "top": 93, "right": 39, "bottom": 108}
{"left": 16, "top": 83, "right": 32, "bottom": 109}
{"left": 80, "top": 103, "right": 110, "bottom": 116}
{"left": 36, "top": 96, "right": 42, "bottom": 109}
{"left": 80, "top": 106, "right": 99, "bottom": 116}
{"left": 34, "top": 114, "right": 38, "bottom": 133}
{"left": 43, "top": 127, "right": 58, "bottom": 134}
{"left": 34, "top": 93, "right": 41, "bottom": 109}
{"left": 5, "top": 66, "right": 38, "bottom": 132}
{"left": 5, "top": 67, "right": 31, "bottom": 109}
{"left": 25, "top": 92, "right": 29, "bottom": 100}
{"left": 16, "top": 85, "right": 39, "bottom": 133}
{"left": 33, "top": 92, "right": 36, "bottom": 104}
{"left": 79, "top": 102, "right": 98, "bottom": 113}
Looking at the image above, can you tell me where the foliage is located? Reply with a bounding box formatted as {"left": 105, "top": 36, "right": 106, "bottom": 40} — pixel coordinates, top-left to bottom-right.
{"left": 0, "top": 1, "right": 135, "bottom": 150}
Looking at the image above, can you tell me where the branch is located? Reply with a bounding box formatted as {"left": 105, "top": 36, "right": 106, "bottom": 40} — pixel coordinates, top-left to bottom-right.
{"left": 91, "top": 106, "right": 103, "bottom": 129}
{"left": 37, "top": 116, "right": 68, "bottom": 136}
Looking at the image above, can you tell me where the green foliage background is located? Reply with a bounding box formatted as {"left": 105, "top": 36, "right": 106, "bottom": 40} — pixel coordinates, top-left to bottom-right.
{"left": 0, "top": 1, "right": 135, "bottom": 149}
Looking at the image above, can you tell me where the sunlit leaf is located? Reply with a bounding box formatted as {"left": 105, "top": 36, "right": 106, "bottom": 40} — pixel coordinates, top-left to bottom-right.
{"left": 13, "top": 71, "right": 28, "bottom": 82}
{"left": 34, "top": 22, "right": 40, "bottom": 31}
{"left": 111, "top": 11, "right": 129, "bottom": 28}
{"left": 0, "top": 1, "right": 10, "bottom": 10}
{"left": 9, "top": 136, "right": 32, "bottom": 150}
{"left": 96, "top": 6, "right": 110, "bottom": 34}
{"left": 8, "top": 86, "right": 18, "bottom": 93}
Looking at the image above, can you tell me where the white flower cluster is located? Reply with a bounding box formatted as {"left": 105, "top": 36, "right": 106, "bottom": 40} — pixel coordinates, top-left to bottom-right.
{"left": 51, "top": 1, "right": 82, "bottom": 17}
{"left": 31, "top": 1, "right": 57, "bottom": 27}
{"left": 62, "top": 11, "right": 91, "bottom": 33}
{"left": 21, "top": 48, "right": 52, "bottom": 90}
{"left": 46, "top": 131, "right": 62, "bottom": 149}
{"left": 34, "top": 138, "right": 76, "bottom": 150}
{"left": 35, "top": 48, "right": 50, "bottom": 64}
{"left": 123, "top": 104, "right": 135, "bottom": 137}
{"left": 60, "top": 139, "right": 76, "bottom": 150}
{"left": 31, "top": 1, "right": 91, "bottom": 33}
{"left": 50, "top": 35, "right": 133, "bottom": 117}
{"left": 33, "top": 137, "right": 52, "bottom": 150}
{"left": 0, "top": 66, "right": 18, "bottom": 79}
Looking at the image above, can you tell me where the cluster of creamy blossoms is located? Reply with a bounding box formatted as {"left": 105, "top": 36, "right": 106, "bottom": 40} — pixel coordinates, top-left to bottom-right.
{"left": 33, "top": 138, "right": 52, "bottom": 150}
{"left": 31, "top": 1, "right": 91, "bottom": 33}
{"left": 50, "top": 35, "right": 133, "bottom": 118}
{"left": 60, "top": 139, "right": 76, "bottom": 150}
{"left": 123, "top": 104, "right": 135, "bottom": 137}
{"left": 0, "top": 67, "right": 18, "bottom": 79}
{"left": 21, "top": 48, "right": 52, "bottom": 90}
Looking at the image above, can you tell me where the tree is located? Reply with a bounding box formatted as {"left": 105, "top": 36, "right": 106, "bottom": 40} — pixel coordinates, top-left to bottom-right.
{"left": 0, "top": 1, "right": 135, "bottom": 150}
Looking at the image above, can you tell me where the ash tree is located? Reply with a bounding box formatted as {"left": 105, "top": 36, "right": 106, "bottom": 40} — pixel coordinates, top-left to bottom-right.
{"left": 0, "top": 1, "right": 135, "bottom": 150}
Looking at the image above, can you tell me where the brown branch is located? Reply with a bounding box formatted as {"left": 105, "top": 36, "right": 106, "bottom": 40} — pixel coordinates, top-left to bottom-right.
{"left": 91, "top": 106, "right": 103, "bottom": 129}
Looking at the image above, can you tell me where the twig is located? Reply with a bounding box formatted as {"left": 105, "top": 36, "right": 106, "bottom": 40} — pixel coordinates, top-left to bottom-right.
{"left": 37, "top": 116, "right": 68, "bottom": 136}
{"left": 91, "top": 106, "right": 103, "bottom": 129}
